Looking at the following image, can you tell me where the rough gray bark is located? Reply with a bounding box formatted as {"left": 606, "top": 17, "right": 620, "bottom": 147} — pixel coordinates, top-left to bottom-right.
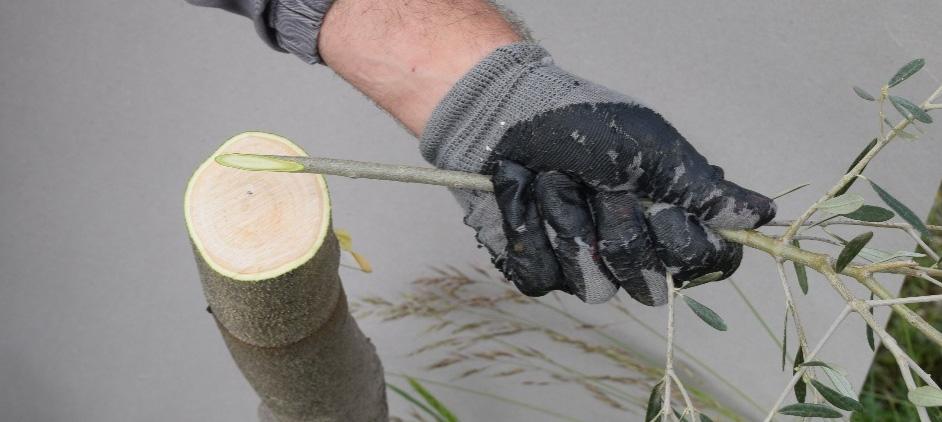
{"left": 185, "top": 133, "right": 388, "bottom": 421}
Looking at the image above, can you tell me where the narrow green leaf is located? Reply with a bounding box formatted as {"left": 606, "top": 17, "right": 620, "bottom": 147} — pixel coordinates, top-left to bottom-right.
{"left": 884, "top": 117, "right": 919, "bottom": 139}
{"left": 858, "top": 247, "right": 926, "bottom": 264}
{"left": 680, "top": 271, "right": 724, "bottom": 290}
{"left": 683, "top": 296, "right": 728, "bottom": 331}
{"left": 870, "top": 180, "right": 932, "bottom": 238}
{"left": 889, "top": 95, "right": 933, "bottom": 124}
{"left": 821, "top": 366, "right": 857, "bottom": 400}
{"left": 888, "top": 58, "right": 925, "bottom": 88}
{"left": 798, "top": 359, "right": 857, "bottom": 395}
{"left": 771, "top": 183, "right": 811, "bottom": 200}
{"left": 866, "top": 293, "right": 875, "bottom": 351}
{"left": 853, "top": 86, "right": 875, "bottom": 101}
{"left": 699, "top": 413, "right": 715, "bottom": 422}
{"left": 778, "top": 403, "right": 842, "bottom": 418}
{"left": 798, "top": 361, "right": 835, "bottom": 369}
{"left": 644, "top": 380, "right": 664, "bottom": 422}
{"left": 818, "top": 193, "right": 865, "bottom": 215}
{"left": 897, "top": 128, "right": 919, "bottom": 139}
{"left": 794, "top": 348, "right": 807, "bottom": 403}
{"left": 791, "top": 240, "right": 809, "bottom": 295}
{"left": 408, "top": 377, "right": 459, "bottom": 422}
{"left": 810, "top": 379, "right": 863, "bottom": 411}
{"left": 834, "top": 138, "right": 877, "bottom": 196}
{"left": 835, "top": 232, "right": 873, "bottom": 272}
{"left": 388, "top": 383, "right": 447, "bottom": 422}
{"left": 843, "top": 205, "right": 895, "bottom": 222}
{"left": 781, "top": 308, "right": 789, "bottom": 371}
{"left": 908, "top": 386, "right": 942, "bottom": 407}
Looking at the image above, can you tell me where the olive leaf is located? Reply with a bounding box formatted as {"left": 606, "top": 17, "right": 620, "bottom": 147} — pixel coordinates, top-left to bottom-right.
{"left": 883, "top": 117, "right": 919, "bottom": 139}
{"left": 797, "top": 361, "right": 857, "bottom": 399}
{"left": 843, "top": 205, "right": 895, "bottom": 222}
{"left": 791, "top": 240, "right": 809, "bottom": 294}
{"left": 866, "top": 293, "right": 875, "bottom": 351}
{"left": 908, "top": 386, "right": 942, "bottom": 407}
{"left": 821, "top": 367, "right": 857, "bottom": 400}
{"left": 888, "top": 58, "right": 925, "bottom": 88}
{"left": 857, "top": 247, "right": 925, "bottom": 264}
{"left": 889, "top": 95, "right": 933, "bottom": 124}
{"left": 834, "top": 138, "right": 877, "bottom": 196}
{"left": 781, "top": 308, "right": 789, "bottom": 371}
{"left": 870, "top": 180, "right": 932, "bottom": 238}
{"left": 794, "top": 348, "right": 807, "bottom": 403}
{"left": 778, "top": 403, "right": 842, "bottom": 418}
{"left": 680, "top": 271, "right": 724, "bottom": 290}
{"left": 818, "top": 193, "right": 865, "bottom": 215}
{"left": 797, "top": 360, "right": 833, "bottom": 369}
{"left": 683, "top": 296, "right": 728, "bottom": 331}
{"left": 853, "top": 86, "right": 875, "bottom": 101}
{"left": 644, "top": 380, "right": 664, "bottom": 422}
{"left": 810, "top": 379, "right": 863, "bottom": 412}
{"left": 835, "top": 232, "right": 874, "bottom": 272}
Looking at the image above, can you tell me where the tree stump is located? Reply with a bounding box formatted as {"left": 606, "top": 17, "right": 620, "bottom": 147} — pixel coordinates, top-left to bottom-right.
{"left": 184, "top": 132, "right": 388, "bottom": 421}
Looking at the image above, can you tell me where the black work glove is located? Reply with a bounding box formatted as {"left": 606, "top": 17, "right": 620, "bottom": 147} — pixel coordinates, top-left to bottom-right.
{"left": 420, "top": 43, "right": 776, "bottom": 305}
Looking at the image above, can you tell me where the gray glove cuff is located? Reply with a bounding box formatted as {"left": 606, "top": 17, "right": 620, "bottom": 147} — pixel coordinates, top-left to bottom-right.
{"left": 267, "top": 0, "right": 335, "bottom": 64}
{"left": 419, "top": 42, "right": 632, "bottom": 171}
{"left": 187, "top": 0, "right": 335, "bottom": 65}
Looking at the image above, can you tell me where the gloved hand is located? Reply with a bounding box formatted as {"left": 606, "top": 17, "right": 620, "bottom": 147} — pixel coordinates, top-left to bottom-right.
{"left": 421, "top": 43, "right": 776, "bottom": 306}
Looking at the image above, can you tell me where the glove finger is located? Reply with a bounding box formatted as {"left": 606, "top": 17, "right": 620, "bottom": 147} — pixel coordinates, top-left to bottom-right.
{"left": 680, "top": 177, "right": 778, "bottom": 230}
{"left": 533, "top": 171, "right": 619, "bottom": 304}
{"left": 646, "top": 204, "right": 743, "bottom": 284}
{"left": 589, "top": 191, "right": 668, "bottom": 306}
{"left": 492, "top": 161, "right": 566, "bottom": 297}
{"left": 495, "top": 103, "right": 776, "bottom": 229}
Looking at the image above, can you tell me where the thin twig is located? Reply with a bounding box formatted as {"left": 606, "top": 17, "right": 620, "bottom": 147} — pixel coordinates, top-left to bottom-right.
{"left": 661, "top": 276, "right": 676, "bottom": 421}
{"left": 768, "top": 219, "right": 942, "bottom": 233}
{"left": 866, "top": 294, "right": 942, "bottom": 306}
{"left": 763, "top": 306, "right": 851, "bottom": 422}
{"left": 781, "top": 82, "right": 942, "bottom": 241}
{"left": 775, "top": 260, "right": 810, "bottom": 360}
{"left": 905, "top": 228, "right": 942, "bottom": 262}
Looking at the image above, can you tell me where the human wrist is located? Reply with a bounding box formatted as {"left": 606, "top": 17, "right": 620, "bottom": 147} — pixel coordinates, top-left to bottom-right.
{"left": 318, "top": 0, "right": 522, "bottom": 135}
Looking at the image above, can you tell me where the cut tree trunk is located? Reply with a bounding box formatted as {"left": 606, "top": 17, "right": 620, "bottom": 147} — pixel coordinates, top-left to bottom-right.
{"left": 184, "top": 132, "right": 388, "bottom": 421}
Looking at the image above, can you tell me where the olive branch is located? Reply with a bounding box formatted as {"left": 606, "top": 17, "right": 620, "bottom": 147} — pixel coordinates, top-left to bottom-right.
{"left": 216, "top": 58, "right": 942, "bottom": 421}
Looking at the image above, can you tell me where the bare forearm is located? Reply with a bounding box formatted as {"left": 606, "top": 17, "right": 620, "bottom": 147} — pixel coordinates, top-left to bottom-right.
{"left": 319, "top": 0, "right": 522, "bottom": 135}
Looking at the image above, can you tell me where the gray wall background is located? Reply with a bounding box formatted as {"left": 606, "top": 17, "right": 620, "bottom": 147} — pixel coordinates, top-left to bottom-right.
{"left": 1, "top": 1, "right": 940, "bottom": 420}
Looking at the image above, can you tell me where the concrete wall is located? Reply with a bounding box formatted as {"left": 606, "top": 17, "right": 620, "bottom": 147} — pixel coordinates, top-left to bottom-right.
{"left": 1, "top": 1, "right": 939, "bottom": 420}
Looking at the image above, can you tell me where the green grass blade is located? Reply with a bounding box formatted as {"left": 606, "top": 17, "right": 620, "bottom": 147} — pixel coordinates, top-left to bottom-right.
{"left": 387, "top": 383, "right": 447, "bottom": 422}
{"left": 408, "top": 377, "right": 460, "bottom": 422}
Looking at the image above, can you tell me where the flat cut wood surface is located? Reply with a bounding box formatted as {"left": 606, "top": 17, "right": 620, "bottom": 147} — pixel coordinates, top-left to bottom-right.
{"left": 187, "top": 134, "right": 326, "bottom": 278}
